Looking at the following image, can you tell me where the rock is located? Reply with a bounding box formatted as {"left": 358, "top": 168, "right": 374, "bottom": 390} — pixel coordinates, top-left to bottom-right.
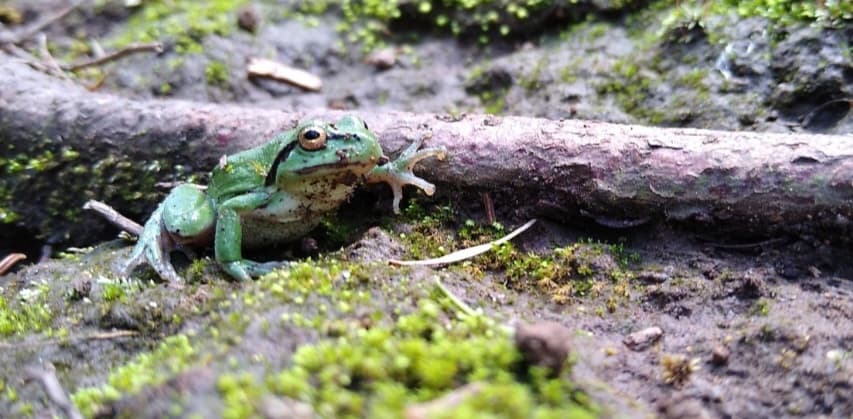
{"left": 623, "top": 326, "right": 663, "bottom": 351}
{"left": 514, "top": 321, "right": 572, "bottom": 374}
{"left": 237, "top": 6, "right": 260, "bottom": 33}
{"left": 365, "top": 48, "right": 397, "bottom": 70}
{"left": 711, "top": 344, "right": 730, "bottom": 366}
{"left": 69, "top": 277, "right": 92, "bottom": 300}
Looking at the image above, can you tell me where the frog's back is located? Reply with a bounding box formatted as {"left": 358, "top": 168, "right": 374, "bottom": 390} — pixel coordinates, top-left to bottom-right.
{"left": 208, "top": 133, "right": 291, "bottom": 199}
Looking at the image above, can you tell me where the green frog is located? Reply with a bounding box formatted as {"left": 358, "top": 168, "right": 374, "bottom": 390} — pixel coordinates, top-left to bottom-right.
{"left": 124, "top": 115, "right": 446, "bottom": 282}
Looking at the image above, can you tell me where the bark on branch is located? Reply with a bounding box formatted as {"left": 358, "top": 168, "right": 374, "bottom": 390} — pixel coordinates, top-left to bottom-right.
{"left": 1, "top": 59, "right": 851, "bottom": 247}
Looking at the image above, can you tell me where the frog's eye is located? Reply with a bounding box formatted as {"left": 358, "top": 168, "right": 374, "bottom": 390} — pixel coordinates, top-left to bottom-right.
{"left": 298, "top": 126, "right": 327, "bottom": 151}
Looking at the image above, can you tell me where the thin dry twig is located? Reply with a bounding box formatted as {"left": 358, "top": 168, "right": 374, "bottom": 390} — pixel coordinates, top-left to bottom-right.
{"left": 36, "top": 32, "right": 66, "bottom": 78}
{"left": 389, "top": 219, "right": 537, "bottom": 266}
{"left": 63, "top": 41, "right": 163, "bottom": 71}
{"left": 0, "top": 329, "right": 139, "bottom": 350}
{"left": 0, "top": 253, "right": 26, "bottom": 275}
{"left": 1, "top": 42, "right": 53, "bottom": 72}
{"left": 83, "top": 199, "right": 144, "bottom": 236}
{"left": 23, "top": 364, "right": 84, "bottom": 419}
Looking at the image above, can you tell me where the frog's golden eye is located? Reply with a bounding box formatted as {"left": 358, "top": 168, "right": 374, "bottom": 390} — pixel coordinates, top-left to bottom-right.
{"left": 298, "top": 126, "right": 327, "bottom": 151}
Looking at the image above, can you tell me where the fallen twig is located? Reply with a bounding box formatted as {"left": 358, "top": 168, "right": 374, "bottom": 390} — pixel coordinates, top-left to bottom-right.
{"left": 3, "top": 59, "right": 853, "bottom": 244}
{"left": 0, "top": 329, "right": 139, "bottom": 350}
{"left": 83, "top": 200, "right": 144, "bottom": 236}
{"left": 63, "top": 42, "right": 163, "bottom": 72}
{"left": 389, "top": 219, "right": 537, "bottom": 266}
{"left": 0, "top": 253, "right": 26, "bottom": 275}
{"left": 23, "top": 363, "right": 83, "bottom": 419}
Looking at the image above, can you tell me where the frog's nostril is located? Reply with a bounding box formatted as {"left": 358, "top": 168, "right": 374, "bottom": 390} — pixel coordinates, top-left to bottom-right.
{"left": 336, "top": 149, "right": 348, "bottom": 161}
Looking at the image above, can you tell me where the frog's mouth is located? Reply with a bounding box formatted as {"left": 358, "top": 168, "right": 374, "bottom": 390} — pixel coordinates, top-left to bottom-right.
{"left": 294, "top": 154, "right": 379, "bottom": 175}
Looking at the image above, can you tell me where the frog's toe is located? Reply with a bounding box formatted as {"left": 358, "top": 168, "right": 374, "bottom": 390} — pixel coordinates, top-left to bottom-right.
{"left": 221, "top": 260, "right": 290, "bottom": 281}
{"left": 385, "top": 172, "right": 436, "bottom": 213}
{"left": 400, "top": 146, "right": 448, "bottom": 170}
{"left": 122, "top": 238, "right": 183, "bottom": 283}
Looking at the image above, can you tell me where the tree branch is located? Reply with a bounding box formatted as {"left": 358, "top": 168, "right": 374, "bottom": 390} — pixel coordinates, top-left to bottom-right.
{"left": 1, "top": 59, "right": 851, "bottom": 246}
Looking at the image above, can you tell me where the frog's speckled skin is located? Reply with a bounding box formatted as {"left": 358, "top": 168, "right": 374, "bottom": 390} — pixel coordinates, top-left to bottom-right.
{"left": 124, "top": 115, "right": 446, "bottom": 282}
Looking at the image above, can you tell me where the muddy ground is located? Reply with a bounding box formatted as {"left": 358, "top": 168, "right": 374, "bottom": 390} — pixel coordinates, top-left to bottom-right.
{"left": 0, "top": 1, "right": 851, "bottom": 418}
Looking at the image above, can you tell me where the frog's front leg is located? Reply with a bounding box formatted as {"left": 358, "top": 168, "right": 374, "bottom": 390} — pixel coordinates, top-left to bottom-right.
{"left": 214, "top": 192, "right": 289, "bottom": 281}
{"left": 367, "top": 136, "right": 447, "bottom": 213}
{"left": 123, "top": 184, "right": 215, "bottom": 283}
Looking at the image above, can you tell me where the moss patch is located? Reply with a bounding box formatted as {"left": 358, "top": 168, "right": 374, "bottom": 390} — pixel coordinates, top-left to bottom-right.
{"left": 113, "top": 0, "right": 248, "bottom": 54}
{"left": 72, "top": 334, "right": 199, "bottom": 417}
{"left": 205, "top": 60, "right": 230, "bottom": 87}
{"left": 0, "top": 294, "right": 52, "bottom": 337}
{"left": 66, "top": 257, "right": 598, "bottom": 417}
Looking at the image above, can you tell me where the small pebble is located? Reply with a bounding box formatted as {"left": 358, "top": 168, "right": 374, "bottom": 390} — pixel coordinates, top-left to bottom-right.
{"left": 365, "top": 48, "right": 397, "bottom": 70}
{"left": 711, "top": 344, "right": 730, "bottom": 366}
{"left": 515, "top": 321, "right": 572, "bottom": 374}
{"left": 237, "top": 5, "right": 260, "bottom": 33}
{"left": 623, "top": 326, "right": 663, "bottom": 351}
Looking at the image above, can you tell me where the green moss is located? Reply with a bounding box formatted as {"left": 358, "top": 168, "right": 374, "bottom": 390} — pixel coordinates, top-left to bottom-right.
{"left": 1, "top": 139, "right": 200, "bottom": 241}
{"left": 675, "top": 68, "right": 709, "bottom": 94}
{"left": 218, "top": 373, "right": 265, "bottom": 419}
{"left": 480, "top": 90, "right": 507, "bottom": 114}
{"left": 595, "top": 59, "right": 666, "bottom": 124}
{"left": 205, "top": 61, "right": 230, "bottom": 86}
{"left": 477, "top": 240, "right": 637, "bottom": 306}
{"left": 0, "top": 206, "right": 19, "bottom": 223}
{"left": 113, "top": 0, "right": 247, "bottom": 54}
{"left": 518, "top": 56, "right": 549, "bottom": 92}
{"left": 72, "top": 334, "right": 198, "bottom": 416}
{"left": 656, "top": 0, "right": 851, "bottom": 47}
{"left": 269, "top": 294, "right": 597, "bottom": 418}
{"left": 398, "top": 201, "right": 459, "bottom": 259}
{"left": 750, "top": 298, "right": 771, "bottom": 316}
{"left": 289, "top": 0, "right": 585, "bottom": 51}
{"left": 711, "top": 0, "right": 852, "bottom": 28}
{"left": 158, "top": 82, "right": 173, "bottom": 95}
{"left": 0, "top": 295, "right": 52, "bottom": 337}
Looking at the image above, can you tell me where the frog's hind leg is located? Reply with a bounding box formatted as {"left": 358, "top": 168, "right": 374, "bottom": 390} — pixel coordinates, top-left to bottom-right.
{"left": 123, "top": 184, "right": 215, "bottom": 283}
{"left": 212, "top": 192, "right": 289, "bottom": 281}
{"left": 122, "top": 204, "right": 184, "bottom": 283}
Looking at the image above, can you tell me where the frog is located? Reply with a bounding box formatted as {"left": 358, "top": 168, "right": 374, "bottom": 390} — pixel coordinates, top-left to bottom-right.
{"left": 123, "top": 115, "right": 446, "bottom": 282}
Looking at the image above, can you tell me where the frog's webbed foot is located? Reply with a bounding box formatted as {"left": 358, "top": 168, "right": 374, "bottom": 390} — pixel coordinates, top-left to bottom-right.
{"left": 221, "top": 260, "right": 291, "bottom": 281}
{"left": 368, "top": 136, "right": 448, "bottom": 213}
{"left": 122, "top": 212, "right": 183, "bottom": 283}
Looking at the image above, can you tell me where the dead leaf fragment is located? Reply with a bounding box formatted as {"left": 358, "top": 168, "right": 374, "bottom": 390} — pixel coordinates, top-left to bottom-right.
{"left": 247, "top": 57, "right": 322, "bottom": 92}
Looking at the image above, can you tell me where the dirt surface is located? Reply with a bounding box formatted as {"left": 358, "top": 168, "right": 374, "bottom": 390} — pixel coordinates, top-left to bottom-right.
{"left": 0, "top": 1, "right": 851, "bottom": 418}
